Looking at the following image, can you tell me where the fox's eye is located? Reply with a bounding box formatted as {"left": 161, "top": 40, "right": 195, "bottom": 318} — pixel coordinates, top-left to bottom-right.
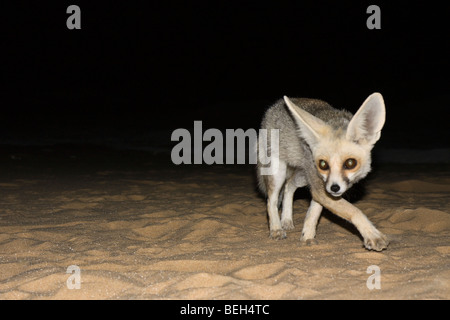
{"left": 344, "top": 158, "right": 357, "bottom": 170}
{"left": 318, "top": 160, "right": 329, "bottom": 170}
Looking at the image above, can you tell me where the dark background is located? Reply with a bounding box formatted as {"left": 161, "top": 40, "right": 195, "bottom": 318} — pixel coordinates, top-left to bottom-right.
{"left": 1, "top": 1, "right": 449, "bottom": 152}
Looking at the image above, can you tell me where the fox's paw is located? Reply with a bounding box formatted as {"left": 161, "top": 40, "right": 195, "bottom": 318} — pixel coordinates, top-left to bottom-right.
{"left": 269, "top": 229, "right": 287, "bottom": 240}
{"left": 281, "top": 219, "right": 294, "bottom": 230}
{"left": 364, "top": 233, "right": 389, "bottom": 251}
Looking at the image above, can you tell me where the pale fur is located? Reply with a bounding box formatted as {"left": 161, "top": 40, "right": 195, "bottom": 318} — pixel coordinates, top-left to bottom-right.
{"left": 257, "top": 93, "right": 389, "bottom": 251}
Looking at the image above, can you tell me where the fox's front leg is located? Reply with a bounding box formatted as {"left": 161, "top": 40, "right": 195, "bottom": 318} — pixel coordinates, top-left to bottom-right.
{"left": 300, "top": 199, "right": 323, "bottom": 244}
{"left": 311, "top": 188, "right": 389, "bottom": 251}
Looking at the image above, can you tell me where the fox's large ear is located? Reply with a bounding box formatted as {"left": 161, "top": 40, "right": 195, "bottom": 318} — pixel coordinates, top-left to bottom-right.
{"left": 284, "top": 96, "right": 330, "bottom": 147}
{"left": 346, "top": 92, "right": 386, "bottom": 146}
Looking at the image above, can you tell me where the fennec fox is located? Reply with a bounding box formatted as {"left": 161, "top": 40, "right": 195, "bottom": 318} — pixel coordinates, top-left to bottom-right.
{"left": 257, "top": 93, "right": 389, "bottom": 251}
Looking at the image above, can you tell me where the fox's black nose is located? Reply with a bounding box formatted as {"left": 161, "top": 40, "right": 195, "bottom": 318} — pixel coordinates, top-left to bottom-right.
{"left": 330, "top": 184, "right": 340, "bottom": 192}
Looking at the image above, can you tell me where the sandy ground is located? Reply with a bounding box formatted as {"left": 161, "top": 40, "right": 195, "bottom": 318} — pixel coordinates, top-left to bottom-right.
{"left": 0, "top": 145, "right": 449, "bottom": 300}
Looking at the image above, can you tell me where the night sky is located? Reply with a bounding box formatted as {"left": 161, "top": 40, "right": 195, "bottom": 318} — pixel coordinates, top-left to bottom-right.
{"left": 1, "top": 1, "right": 449, "bottom": 150}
